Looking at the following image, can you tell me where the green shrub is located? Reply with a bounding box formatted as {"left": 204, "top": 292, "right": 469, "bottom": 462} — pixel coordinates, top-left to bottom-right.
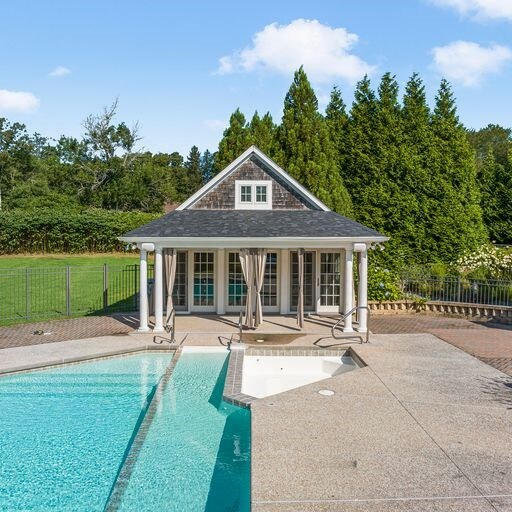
{"left": 0, "top": 208, "right": 158, "bottom": 254}
{"left": 368, "top": 265, "right": 402, "bottom": 302}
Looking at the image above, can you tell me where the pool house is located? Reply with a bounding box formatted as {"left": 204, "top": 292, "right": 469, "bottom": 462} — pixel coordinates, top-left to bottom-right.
{"left": 120, "top": 146, "right": 387, "bottom": 333}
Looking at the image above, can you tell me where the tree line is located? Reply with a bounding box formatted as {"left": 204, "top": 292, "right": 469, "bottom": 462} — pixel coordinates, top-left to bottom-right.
{"left": 0, "top": 69, "right": 510, "bottom": 266}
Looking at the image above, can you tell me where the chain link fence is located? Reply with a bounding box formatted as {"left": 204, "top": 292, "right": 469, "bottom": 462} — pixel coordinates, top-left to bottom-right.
{"left": 0, "top": 264, "right": 154, "bottom": 323}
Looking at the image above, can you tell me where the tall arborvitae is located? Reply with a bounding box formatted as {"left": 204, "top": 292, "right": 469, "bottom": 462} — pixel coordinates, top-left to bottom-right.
{"left": 215, "top": 109, "right": 251, "bottom": 173}
{"left": 430, "top": 79, "right": 486, "bottom": 260}
{"left": 399, "top": 73, "right": 434, "bottom": 262}
{"left": 249, "top": 111, "right": 281, "bottom": 161}
{"left": 184, "top": 145, "right": 203, "bottom": 193}
{"left": 325, "top": 86, "right": 348, "bottom": 171}
{"left": 279, "top": 67, "right": 352, "bottom": 215}
{"left": 479, "top": 147, "right": 512, "bottom": 244}
{"left": 344, "top": 75, "right": 378, "bottom": 222}
{"left": 200, "top": 149, "right": 215, "bottom": 184}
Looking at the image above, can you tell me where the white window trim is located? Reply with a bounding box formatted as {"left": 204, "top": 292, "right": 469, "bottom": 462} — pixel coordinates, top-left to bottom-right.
{"left": 235, "top": 180, "right": 272, "bottom": 210}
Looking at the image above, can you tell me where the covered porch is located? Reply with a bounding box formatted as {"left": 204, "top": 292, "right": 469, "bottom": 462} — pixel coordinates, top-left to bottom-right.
{"left": 136, "top": 242, "right": 371, "bottom": 335}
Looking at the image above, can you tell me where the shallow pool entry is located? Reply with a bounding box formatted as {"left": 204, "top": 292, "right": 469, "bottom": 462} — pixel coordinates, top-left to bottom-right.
{"left": 0, "top": 350, "right": 250, "bottom": 512}
{"left": 242, "top": 353, "right": 359, "bottom": 399}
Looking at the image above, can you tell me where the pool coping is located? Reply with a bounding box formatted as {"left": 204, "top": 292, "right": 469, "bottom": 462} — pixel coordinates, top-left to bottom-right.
{"left": 222, "top": 344, "right": 366, "bottom": 408}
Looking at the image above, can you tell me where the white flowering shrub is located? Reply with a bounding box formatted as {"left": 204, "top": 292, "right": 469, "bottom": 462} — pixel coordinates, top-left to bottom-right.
{"left": 456, "top": 245, "right": 512, "bottom": 279}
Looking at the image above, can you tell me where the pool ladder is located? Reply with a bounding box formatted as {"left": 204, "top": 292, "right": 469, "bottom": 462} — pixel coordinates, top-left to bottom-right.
{"left": 331, "top": 306, "right": 370, "bottom": 343}
{"left": 153, "top": 307, "right": 176, "bottom": 345}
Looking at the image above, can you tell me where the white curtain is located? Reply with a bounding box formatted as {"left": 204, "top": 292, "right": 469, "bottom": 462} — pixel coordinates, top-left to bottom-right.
{"left": 253, "top": 249, "right": 267, "bottom": 328}
{"left": 239, "top": 249, "right": 254, "bottom": 328}
{"left": 297, "top": 248, "right": 304, "bottom": 328}
{"left": 164, "top": 249, "right": 177, "bottom": 324}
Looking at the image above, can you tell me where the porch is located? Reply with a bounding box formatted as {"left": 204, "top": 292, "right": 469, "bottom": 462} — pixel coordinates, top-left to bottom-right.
{"left": 136, "top": 245, "right": 370, "bottom": 335}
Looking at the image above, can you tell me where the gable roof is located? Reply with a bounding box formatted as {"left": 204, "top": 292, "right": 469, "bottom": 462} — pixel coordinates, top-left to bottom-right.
{"left": 177, "top": 145, "right": 330, "bottom": 212}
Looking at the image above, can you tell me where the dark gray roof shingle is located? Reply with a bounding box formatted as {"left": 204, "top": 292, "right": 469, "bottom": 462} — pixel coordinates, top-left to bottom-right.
{"left": 122, "top": 210, "right": 385, "bottom": 239}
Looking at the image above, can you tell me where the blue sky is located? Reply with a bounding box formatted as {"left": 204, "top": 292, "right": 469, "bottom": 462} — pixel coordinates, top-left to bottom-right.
{"left": 1, "top": 0, "right": 511, "bottom": 155}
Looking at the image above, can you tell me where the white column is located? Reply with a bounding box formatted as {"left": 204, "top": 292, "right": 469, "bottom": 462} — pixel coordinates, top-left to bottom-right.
{"left": 138, "top": 248, "right": 150, "bottom": 332}
{"left": 216, "top": 249, "right": 226, "bottom": 314}
{"left": 280, "top": 249, "right": 290, "bottom": 314}
{"left": 357, "top": 248, "right": 368, "bottom": 332}
{"left": 343, "top": 248, "right": 354, "bottom": 332}
{"left": 153, "top": 246, "right": 164, "bottom": 332}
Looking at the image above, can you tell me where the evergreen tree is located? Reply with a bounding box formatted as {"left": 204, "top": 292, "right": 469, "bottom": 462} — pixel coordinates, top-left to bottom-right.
{"left": 185, "top": 145, "right": 203, "bottom": 193}
{"left": 215, "top": 109, "right": 251, "bottom": 173}
{"left": 478, "top": 147, "right": 512, "bottom": 244}
{"left": 325, "top": 86, "right": 348, "bottom": 171}
{"left": 429, "top": 79, "right": 487, "bottom": 260}
{"left": 344, "top": 75, "right": 378, "bottom": 222}
{"left": 279, "top": 67, "right": 352, "bottom": 215}
{"left": 200, "top": 149, "right": 215, "bottom": 184}
{"left": 249, "top": 111, "right": 282, "bottom": 162}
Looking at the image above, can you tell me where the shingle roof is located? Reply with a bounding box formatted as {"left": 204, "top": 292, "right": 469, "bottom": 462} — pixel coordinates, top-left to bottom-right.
{"left": 122, "top": 210, "right": 385, "bottom": 239}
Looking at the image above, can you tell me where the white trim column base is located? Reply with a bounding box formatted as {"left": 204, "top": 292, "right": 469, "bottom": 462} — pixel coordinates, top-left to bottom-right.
{"left": 153, "top": 246, "right": 164, "bottom": 332}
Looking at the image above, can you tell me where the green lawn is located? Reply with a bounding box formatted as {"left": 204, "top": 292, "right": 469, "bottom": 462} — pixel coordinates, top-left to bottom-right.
{"left": 0, "top": 253, "right": 153, "bottom": 326}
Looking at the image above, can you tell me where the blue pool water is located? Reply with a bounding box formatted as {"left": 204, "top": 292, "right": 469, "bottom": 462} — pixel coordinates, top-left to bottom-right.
{"left": 0, "top": 350, "right": 251, "bottom": 511}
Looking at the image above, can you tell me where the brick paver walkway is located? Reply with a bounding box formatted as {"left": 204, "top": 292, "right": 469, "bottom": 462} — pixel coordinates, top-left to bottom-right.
{"left": 0, "top": 315, "right": 136, "bottom": 349}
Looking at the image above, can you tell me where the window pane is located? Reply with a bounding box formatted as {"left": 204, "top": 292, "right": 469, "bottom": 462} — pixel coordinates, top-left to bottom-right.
{"left": 240, "top": 185, "right": 252, "bottom": 202}
{"left": 255, "top": 185, "right": 267, "bottom": 203}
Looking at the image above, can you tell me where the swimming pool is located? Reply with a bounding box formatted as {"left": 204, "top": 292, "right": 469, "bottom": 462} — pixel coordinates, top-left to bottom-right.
{"left": 0, "top": 349, "right": 250, "bottom": 511}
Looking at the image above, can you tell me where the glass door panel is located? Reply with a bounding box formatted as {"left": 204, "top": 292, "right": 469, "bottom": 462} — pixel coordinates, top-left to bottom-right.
{"left": 172, "top": 251, "right": 188, "bottom": 310}
{"left": 262, "top": 252, "right": 278, "bottom": 310}
{"left": 319, "top": 253, "right": 341, "bottom": 307}
{"left": 228, "top": 252, "right": 246, "bottom": 307}
{"left": 290, "top": 251, "right": 315, "bottom": 311}
{"left": 193, "top": 252, "right": 214, "bottom": 307}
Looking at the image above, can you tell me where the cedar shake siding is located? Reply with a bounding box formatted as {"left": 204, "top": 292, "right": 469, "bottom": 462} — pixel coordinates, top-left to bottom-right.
{"left": 189, "top": 156, "right": 319, "bottom": 210}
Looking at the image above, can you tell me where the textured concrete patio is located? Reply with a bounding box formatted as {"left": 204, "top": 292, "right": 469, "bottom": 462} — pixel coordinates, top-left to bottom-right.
{"left": 251, "top": 333, "right": 512, "bottom": 512}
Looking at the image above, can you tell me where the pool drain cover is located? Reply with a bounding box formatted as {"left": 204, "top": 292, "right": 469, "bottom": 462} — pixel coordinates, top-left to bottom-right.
{"left": 318, "top": 389, "right": 335, "bottom": 396}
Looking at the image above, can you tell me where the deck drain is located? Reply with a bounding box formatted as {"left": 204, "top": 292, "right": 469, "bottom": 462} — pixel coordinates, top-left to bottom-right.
{"left": 318, "top": 389, "right": 335, "bottom": 396}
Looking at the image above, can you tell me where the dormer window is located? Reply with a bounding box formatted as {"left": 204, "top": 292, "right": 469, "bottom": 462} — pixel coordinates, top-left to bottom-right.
{"left": 235, "top": 180, "right": 272, "bottom": 209}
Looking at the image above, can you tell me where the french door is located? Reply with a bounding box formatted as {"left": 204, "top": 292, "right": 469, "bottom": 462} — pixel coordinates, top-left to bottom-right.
{"left": 190, "top": 251, "right": 215, "bottom": 312}
{"left": 290, "top": 251, "right": 316, "bottom": 311}
{"left": 290, "top": 251, "right": 342, "bottom": 313}
{"left": 318, "top": 252, "right": 341, "bottom": 313}
{"left": 226, "top": 251, "right": 279, "bottom": 313}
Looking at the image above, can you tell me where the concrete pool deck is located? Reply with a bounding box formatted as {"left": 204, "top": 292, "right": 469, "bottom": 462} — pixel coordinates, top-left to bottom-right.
{"left": 251, "top": 333, "right": 512, "bottom": 512}
{"left": 0, "top": 319, "right": 511, "bottom": 511}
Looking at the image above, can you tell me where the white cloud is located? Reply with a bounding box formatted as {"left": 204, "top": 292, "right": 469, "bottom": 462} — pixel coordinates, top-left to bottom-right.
{"left": 203, "top": 119, "right": 226, "bottom": 131}
{"left": 49, "top": 66, "right": 72, "bottom": 77}
{"left": 217, "top": 19, "right": 374, "bottom": 84}
{"left": 432, "top": 40, "right": 512, "bottom": 86}
{"left": 430, "top": 0, "right": 512, "bottom": 21}
{"left": 0, "top": 89, "right": 40, "bottom": 113}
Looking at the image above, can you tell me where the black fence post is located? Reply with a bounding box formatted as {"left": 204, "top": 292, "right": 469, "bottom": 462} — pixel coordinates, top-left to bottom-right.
{"left": 25, "top": 268, "right": 31, "bottom": 320}
{"left": 66, "top": 266, "right": 71, "bottom": 316}
{"left": 103, "top": 264, "right": 109, "bottom": 313}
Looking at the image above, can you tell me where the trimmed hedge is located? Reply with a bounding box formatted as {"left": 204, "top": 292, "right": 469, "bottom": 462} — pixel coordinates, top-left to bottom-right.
{"left": 0, "top": 208, "right": 159, "bottom": 254}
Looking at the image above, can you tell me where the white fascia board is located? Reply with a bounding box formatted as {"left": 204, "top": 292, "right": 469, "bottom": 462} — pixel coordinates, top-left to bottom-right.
{"left": 176, "top": 145, "right": 330, "bottom": 212}
{"left": 119, "top": 236, "right": 389, "bottom": 249}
